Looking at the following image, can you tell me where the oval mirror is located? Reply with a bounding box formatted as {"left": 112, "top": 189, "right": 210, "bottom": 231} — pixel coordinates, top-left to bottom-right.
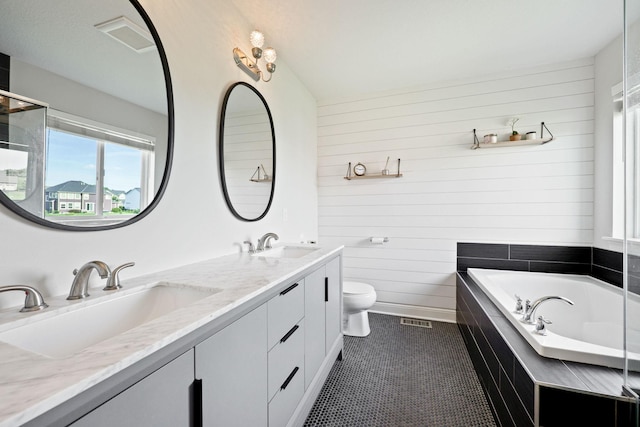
{"left": 219, "top": 82, "right": 275, "bottom": 221}
{"left": 0, "top": 0, "right": 173, "bottom": 230}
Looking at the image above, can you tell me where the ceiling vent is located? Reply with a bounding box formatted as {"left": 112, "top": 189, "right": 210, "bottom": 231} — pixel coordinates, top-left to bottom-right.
{"left": 95, "top": 16, "right": 155, "bottom": 53}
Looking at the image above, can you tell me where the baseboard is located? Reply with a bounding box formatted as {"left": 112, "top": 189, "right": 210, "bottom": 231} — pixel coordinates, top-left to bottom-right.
{"left": 289, "top": 334, "right": 344, "bottom": 427}
{"left": 369, "top": 302, "right": 456, "bottom": 323}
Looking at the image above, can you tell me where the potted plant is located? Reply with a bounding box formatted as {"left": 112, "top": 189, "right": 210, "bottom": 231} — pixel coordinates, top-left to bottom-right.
{"left": 508, "top": 117, "right": 521, "bottom": 141}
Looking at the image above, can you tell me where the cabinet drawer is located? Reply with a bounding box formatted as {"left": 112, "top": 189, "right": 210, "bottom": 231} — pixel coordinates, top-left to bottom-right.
{"left": 268, "top": 319, "right": 304, "bottom": 401}
{"left": 268, "top": 362, "right": 304, "bottom": 427}
{"left": 267, "top": 279, "right": 304, "bottom": 349}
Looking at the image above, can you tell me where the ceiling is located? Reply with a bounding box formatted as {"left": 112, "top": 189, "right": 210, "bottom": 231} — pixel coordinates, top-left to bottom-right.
{"left": 0, "top": 1, "right": 626, "bottom": 110}
{"left": 231, "top": 0, "right": 625, "bottom": 102}
{"left": 0, "top": 0, "right": 166, "bottom": 114}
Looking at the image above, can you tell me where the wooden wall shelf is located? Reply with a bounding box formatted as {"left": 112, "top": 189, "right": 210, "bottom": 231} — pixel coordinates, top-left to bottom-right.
{"left": 344, "top": 173, "right": 403, "bottom": 181}
{"left": 471, "top": 122, "right": 554, "bottom": 150}
{"left": 343, "top": 158, "right": 403, "bottom": 180}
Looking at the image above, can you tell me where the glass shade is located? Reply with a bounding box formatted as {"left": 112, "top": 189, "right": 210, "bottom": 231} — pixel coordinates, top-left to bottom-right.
{"left": 263, "top": 47, "right": 277, "bottom": 64}
{"left": 250, "top": 30, "right": 264, "bottom": 48}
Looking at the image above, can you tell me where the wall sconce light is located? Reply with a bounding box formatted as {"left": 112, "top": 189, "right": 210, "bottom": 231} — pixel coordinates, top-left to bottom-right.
{"left": 233, "top": 30, "right": 277, "bottom": 82}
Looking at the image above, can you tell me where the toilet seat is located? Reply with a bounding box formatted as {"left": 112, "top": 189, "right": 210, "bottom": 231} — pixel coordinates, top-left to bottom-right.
{"left": 343, "top": 281, "right": 374, "bottom": 295}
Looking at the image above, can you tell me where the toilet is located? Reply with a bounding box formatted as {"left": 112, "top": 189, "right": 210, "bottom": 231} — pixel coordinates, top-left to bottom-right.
{"left": 342, "top": 281, "right": 377, "bottom": 337}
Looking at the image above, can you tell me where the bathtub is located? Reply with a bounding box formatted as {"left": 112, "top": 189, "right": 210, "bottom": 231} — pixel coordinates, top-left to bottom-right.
{"left": 467, "top": 268, "right": 640, "bottom": 371}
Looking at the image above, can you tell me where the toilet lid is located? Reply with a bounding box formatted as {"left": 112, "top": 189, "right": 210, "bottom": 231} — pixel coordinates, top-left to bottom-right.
{"left": 343, "top": 281, "right": 374, "bottom": 295}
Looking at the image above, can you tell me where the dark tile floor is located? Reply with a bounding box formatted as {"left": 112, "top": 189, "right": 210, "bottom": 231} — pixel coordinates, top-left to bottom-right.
{"left": 304, "top": 313, "right": 497, "bottom": 426}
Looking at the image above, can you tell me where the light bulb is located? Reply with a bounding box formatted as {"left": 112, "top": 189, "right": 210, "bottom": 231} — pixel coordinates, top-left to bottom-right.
{"left": 250, "top": 30, "right": 264, "bottom": 48}
{"left": 263, "top": 47, "right": 277, "bottom": 64}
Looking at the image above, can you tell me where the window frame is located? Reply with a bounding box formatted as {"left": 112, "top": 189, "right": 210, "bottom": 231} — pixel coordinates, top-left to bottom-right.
{"left": 45, "top": 110, "right": 156, "bottom": 223}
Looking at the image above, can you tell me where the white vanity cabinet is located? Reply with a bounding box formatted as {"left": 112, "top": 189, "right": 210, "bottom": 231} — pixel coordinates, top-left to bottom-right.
{"left": 304, "top": 256, "right": 342, "bottom": 388}
{"left": 26, "top": 252, "right": 343, "bottom": 427}
{"left": 194, "top": 255, "right": 342, "bottom": 427}
{"left": 195, "top": 304, "right": 268, "bottom": 427}
{"left": 69, "top": 349, "right": 194, "bottom": 427}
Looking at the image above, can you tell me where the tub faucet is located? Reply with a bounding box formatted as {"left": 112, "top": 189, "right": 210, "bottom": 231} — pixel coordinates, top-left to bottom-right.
{"left": 257, "top": 232, "right": 279, "bottom": 251}
{"left": 522, "top": 295, "right": 574, "bottom": 323}
{"left": 67, "top": 261, "right": 111, "bottom": 300}
{"left": 0, "top": 285, "right": 49, "bottom": 312}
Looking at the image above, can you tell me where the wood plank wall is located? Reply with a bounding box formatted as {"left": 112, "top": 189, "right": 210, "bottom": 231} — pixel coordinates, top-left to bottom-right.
{"left": 317, "top": 58, "right": 595, "bottom": 313}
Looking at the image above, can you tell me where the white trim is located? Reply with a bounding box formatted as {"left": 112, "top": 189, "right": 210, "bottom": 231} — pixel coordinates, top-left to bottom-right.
{"left": 0, "top": 89, "right": 48, "bottom": 108}
{"left": 612, "top": 81, "right": 623, "bottom": 98}
{"left": 48, "top": 109, "right": 156, "bottom": 150}
{"left": 369, "top": 302, "right": 456, "bottom": 324}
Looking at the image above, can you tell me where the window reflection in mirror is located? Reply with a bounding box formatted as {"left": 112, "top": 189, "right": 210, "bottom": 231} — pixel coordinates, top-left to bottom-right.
{"left": 43, "top": 112, "right": 155, "bottom": 226}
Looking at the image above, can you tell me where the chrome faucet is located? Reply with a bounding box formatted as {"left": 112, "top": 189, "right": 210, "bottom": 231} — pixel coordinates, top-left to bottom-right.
{"left": 0, "top": 285, "right": 48, "bottom": 312}
{"left": 522, "top": 295, "right": 574, "bottom": 323}
{"left": 103, "top": 262, "right": 135, "bottom": 291}
{"left": 256, "top": 232, "right": 279, "bottom": 251}
{"left": 535, "top": 316, "right": 552, "bottom": 335}
{"left": 67, "top": 261, "right": 111, "bottom": 300}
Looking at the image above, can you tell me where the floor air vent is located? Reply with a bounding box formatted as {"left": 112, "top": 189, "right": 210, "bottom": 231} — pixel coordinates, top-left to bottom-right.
{"left": 400, "top": 318, "right": 432, "bottom": 328}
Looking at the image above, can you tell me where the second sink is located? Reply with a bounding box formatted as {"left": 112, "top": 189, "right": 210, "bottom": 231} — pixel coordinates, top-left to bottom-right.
{"left": 0, "top": 283, "right": 221, "bottom": 358}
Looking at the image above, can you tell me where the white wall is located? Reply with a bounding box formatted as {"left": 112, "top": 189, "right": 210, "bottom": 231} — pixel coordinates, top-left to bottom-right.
{"left": 318, "top": 59, "right": 595, "bottom": 316}
{"left": 0, "top": 0, "right": 318, "bottom": 309}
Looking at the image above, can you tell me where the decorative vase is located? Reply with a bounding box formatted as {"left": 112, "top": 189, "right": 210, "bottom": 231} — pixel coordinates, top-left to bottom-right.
{"left": 510, "top": 134, "right": 522, "bottom": 141}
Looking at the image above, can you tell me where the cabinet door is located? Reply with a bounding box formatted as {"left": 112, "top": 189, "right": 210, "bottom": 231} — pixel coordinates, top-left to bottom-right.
{"left": 304, "top": 266, "right": 326, "bottom": 389}
{"left": 195, "top": 304, "right": 268, "bottom": 427}
{"left": 70, "top": 349, "right": 194, "bottom": 427}
{"left": 325, "top": 256, "right": 342, "bottom": 351}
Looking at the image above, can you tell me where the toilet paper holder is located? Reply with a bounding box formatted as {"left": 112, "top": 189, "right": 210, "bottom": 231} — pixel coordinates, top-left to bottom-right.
{"left": 370, "top": 237, "right": 389, "bottom": 244}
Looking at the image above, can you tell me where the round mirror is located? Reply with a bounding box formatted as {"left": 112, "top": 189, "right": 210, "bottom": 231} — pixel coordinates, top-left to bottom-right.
{"left": 0, "top": 0, "right": 173, "bottom": 230}
{"left": 219, "top": 82, "right": 275, "bottom": 221}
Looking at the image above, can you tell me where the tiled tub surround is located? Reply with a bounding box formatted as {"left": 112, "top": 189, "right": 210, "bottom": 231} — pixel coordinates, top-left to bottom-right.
{"left": 456, "top": 243, "right": 638, "bottom": 426}
{"left": 0, "top": 245, "right": 342, "bottom": 427}
{"left": 457, "top": 242, "right": 628, "bottom": 291}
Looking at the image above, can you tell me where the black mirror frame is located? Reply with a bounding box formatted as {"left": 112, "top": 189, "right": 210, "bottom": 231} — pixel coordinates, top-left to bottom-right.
{"left": 219, "top": 82, "right": 276, "bottom": 222}
{"left": 0, "top": 0, "right": 174, "bottom": 232}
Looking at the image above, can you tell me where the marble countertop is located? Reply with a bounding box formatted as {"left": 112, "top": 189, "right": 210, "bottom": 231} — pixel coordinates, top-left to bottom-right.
{"left": 0, "top": 244, "right": 343, "bottom": 427}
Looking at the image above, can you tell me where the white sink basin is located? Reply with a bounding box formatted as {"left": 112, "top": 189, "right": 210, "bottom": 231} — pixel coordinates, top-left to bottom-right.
{"left": 253, "top": 246, "right": 320, "bottom": 259}
{"left": 0, "top": 283, "right": 221, "bottom": 358}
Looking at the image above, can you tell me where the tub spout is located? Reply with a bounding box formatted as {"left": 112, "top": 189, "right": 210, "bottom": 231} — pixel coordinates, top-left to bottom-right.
{"left": 522, "top": 295, "right": 574, "bottom": 323}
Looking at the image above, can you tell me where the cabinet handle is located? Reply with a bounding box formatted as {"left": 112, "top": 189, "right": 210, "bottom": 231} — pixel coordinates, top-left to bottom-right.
{"left": 325, "top": 277, "right": 329, "bottom": 302}
{"left": 280, "top": 282, "right": 299, "bottom": 296}
{"left": 280, "top": 324, "right": 300, "bottom": 343}
{"left": 193, "top": 379, "right": 203, "bottom": 427}
{"left": 280, "top": 366, "right": 299, "bottom": 391}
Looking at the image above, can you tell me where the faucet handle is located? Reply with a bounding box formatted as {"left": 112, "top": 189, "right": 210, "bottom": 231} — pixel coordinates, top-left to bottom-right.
{"left": 514, "top": 294, "right": 523, "bottom": 313}
{"left": 535, "top": 315, "right": 552, "bottom": 335}
{"left": 243, "top": 240, "right": 256, "bottom": 253}
{"left": 103, "top": 262, "right": 135, "bottom": 291}
{"left": 0, "top": 285, "right": 49, "bottom": 312}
